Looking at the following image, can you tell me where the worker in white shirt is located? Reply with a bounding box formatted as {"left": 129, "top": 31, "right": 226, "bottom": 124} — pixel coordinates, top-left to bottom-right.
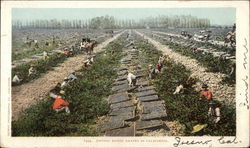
{"left": 127, "top": 70, "right": 136, "bottom": 87}
{"left": 28, "top": 65, "right": 37, "bottom": 76}
{"left": 43, "top": 51, "right": 49, "bottom": 59}
{"left": 12, "top": 72, "right": 22, "bottom": 85}
{"left": 173, "top": 83, "right": 184, "bottom": 94}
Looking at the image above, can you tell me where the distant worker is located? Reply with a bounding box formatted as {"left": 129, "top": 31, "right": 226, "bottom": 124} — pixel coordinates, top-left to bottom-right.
{"left": 83, "top": 55, "right": 92, "bottom": 68}
{"left": 52, "top": 35, "right": 56, "bottom": 44}
{"left": 127, "top": 71, "right": 137, "bottom": 87}
{"left": 132, "top": 46, "right": 137, "bottom": 51}
{"left": 169, "top": 36, "right": 173, "bottom": 42}
{"left": 173, "top": 83, "right": 184, "bottom": 95}
{"left": 28, "top": 65, "right": 37, "bottom": 76}
{"left": 43, "top": 51, "right": 48, "bottom": 59}
{"left": 158, "top": 55, "right": 164, "bottom": 65}
{"left": 61, "top": 77, "right": 69, "bottom": 89}
{"left": 12, "top": 73, "right": 22, "bottom": 85}
{"left": 34, "top": 40, "right": 39, "bottom": 48}
{"left": 199, "top": 84, "right": 213, "bottom": 101}
{"left": 232, "top": 23, "right": 236, "bottom": 33}
{"left": 49, "top": 83, "right": 62, "bottom": 98}
{"left": 53, "top": 95, "right": 70, "bottom": 114}
{"left": 208, "top": 101, "right": 221, "bottom": 123}
{"left": 156, "top": 63, "right": 162, "bottom": 72}
{"left": 60, "top": 72, "right": 77, "bottom": 88}
{"left": 83, "top": 60, "right": 91, "bottom": 68}
{"left": 87, "top": 55, "right": 94, "bottom": 64}
{"left": 148, "top": 64, "right": 159, "bottom": 79}
{"left": 64, "top": 48, "right": 70, "bottom": 55}
{"left": 67, "top": 71, "right": 77, "bottom": 82}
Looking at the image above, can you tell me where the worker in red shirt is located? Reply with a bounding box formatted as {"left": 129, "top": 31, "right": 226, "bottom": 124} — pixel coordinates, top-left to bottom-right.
{"left": 199, "top": 84, "right": 212, "bottom": 101}
{"left": 53, "top": 95, "right": 70, "bottom": 114}
{"left": 156, "top": 63, "right": 162, "bottom": 72}
{"left": 64, "top": 49, "right": 70, "bottom": 55}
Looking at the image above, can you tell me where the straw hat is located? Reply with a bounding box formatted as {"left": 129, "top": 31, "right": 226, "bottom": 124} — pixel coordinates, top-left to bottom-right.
{"left": 60, "top": 90, "right": 65, "bottom": 95}
{"left": 191, "top": 124, "right": 207, "bottom": 134}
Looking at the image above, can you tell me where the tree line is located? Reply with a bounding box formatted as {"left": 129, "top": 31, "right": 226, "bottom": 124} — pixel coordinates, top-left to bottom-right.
{"left": 12, "top": 15, "right": 210, "bottom": 29}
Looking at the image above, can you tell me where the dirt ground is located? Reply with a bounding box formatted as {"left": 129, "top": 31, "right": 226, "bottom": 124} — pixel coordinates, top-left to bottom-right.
{"left": 135, "top": 30, "right": 235, "bottom": 105}
{"left": 12, "top": 31, "right": 125, "bottom": 121}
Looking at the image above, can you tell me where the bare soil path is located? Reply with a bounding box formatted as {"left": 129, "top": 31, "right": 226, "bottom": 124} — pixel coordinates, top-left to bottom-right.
{"left": 135, "top": 30, "right": 235, "bottom": 105}
{"left": 12, "top": 31, "right": 126, "bottom": 121}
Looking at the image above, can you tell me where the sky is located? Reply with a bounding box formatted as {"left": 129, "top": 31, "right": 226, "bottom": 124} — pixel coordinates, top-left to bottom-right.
{"left": 12, "top": 8, "right": 236, "bottom": 26}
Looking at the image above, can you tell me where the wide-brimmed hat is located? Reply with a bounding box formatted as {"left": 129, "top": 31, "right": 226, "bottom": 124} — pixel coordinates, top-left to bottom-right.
{"left": 191, "top": 124, "right": 207, "bottom": 133}
{"left": 60, "top": 90, "right": 65, "bottom": 95}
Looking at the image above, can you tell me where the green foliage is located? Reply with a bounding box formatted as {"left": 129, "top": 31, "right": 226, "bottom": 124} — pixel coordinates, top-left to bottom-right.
{"left": 135, "top": 39, "right": 162, "bottom": 65}
{"left": 12, "top": 40, "right": 125, "bottom": 136}
{"left": 137, "top": 39, "right": 236, "bottom": 136}
{"left": 12, "top": 48, "right": 82, "bottom": 86}
{"left": 159, "top": 39, "right": 236, "bottom": 86}
{"left": 12, "top": 53, "right": 67, "bottom": 86}
{"left": 12, "top": 45, "right": 58, "bottom": 61}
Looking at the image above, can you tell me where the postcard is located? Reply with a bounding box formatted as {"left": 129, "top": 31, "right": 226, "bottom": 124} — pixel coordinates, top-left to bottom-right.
{"left": 1, "top": 0, "right": 249, "bottom": 147}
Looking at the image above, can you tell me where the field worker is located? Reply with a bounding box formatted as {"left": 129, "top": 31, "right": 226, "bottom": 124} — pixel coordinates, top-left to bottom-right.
{"left": 49, "top": 83, "right": 62, "bottom": 99}
{"left": 199, "top": 84, "right": 213, "bottom": 101}
{"left": 127, "top": 70, "right": 137, "bottom": 87}
{"left": 45, "top": 41, "right": 49, "bottom": 46}
{"left": 87, "top": 55, "right": 94, "bottom": 64}
{"left": 61, "top": 77, "right": 69, "bottom": 88}
{"left": 173, "top": 83, "right": 184, "bottom": 95}
{"left": 43, "top": 51, "right": 48, "bottom": 59}
{"left": 156, "top": 63, "right": 162, "bottom": 72}
{"left": 127, "top": 33, "right": 129, "bottom": 38}
{"left": 64, "top": 48, "right": 70, "bottom": 55}
{"left": 67, "top": 71, "right": 77, "bottom": 82}
{"left": 170, "top": 36, "right": 174, "bottom": 41}
{"left": 158, "top": 55, "right": 165, "bottom": 65}
{"left": 52, "top": 36, "right": 56, "bottom": 44}
{"left": 53, "top": 95, "right": 70, "bottom": 114}
{"left": 34, "top": 40, "right": 39, "bottom": 48}
{"left": 208, "top": 101, "right": 221, "bottom": 123}
{"left": 132, "top": 46, "right": 137, "bottom": 51}
{"left": 12, "top": 73, "right": 22, "bottom": 84}
{"left": 90, "top": 56, "right": 94, "bottom": 63}
{"left": 103, "top": 51, "right": 107, "bottom": 56}
{"left": 83, "top": 55, "right": 92, "bottom": 66}
{"left": 28, "top": 65, "right": 37, "bottom": 76}
{"left": 83, "top": 60, "right": 90, "bottom": 68}
{"left": 158, "top": 55, "right": 164, "bottom": 65}
{"left": 80, "top": 41, "right": 86, "bottom": 50}
{"left": 148, "top": 64, "right": 157, "bottom": 79}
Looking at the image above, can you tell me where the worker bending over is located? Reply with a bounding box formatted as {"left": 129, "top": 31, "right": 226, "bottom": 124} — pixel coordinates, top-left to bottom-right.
{"left": 127, "top": 70, "right": 137, "bottom": 87}
{"left": 199, "top": 84, "right": 213, "bottom": 101}
{"left": 53, "top": 95, "right": 70, "bottom": 114}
